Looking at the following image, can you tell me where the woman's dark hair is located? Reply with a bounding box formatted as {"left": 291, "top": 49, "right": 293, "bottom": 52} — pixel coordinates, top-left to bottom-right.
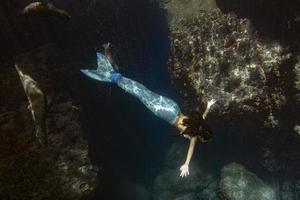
{"left": 182, "top": 111, "right": 213, "bottom": 142}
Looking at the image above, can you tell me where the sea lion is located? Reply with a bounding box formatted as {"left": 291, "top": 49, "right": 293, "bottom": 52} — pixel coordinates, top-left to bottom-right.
{"left": 22, "top": 0, "right": 71, "bottom": 19}
{"left": 15, "top": 64, "right": 48, "bottom": 146}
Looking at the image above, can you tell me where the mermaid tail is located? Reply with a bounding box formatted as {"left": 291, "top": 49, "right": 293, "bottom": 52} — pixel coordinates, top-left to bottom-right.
{"left": 80, "top": 52, "right": 115, "bottom": 82}
{"left": 81, "top": 52, "right": 181, "bottom": 124}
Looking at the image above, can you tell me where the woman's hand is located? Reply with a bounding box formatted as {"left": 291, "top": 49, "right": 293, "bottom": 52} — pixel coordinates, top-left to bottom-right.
{"left": 203, "top": 99, "right": 217, "bottom": 119}
{"left": 207, "top": 99, "right": 217, "bottom": 108}
{"left": 180, "top": 164, "right": 189, "bottom": 177}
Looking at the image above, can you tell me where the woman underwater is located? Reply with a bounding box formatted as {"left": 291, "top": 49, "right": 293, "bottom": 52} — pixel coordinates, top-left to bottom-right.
{"left": 81, "top": 52, "right": 216, "bottom": 177}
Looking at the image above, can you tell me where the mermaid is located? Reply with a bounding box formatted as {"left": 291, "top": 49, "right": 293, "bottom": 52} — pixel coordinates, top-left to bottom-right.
{"left": 81, "top": 52, "right": 216, "bottom": 177}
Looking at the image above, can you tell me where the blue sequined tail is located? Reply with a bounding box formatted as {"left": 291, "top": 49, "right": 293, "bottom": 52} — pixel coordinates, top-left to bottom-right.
{"left": 117, "top": 77, "right": 180, "bottom": 124}
{"left": 80, "top": 52, "right": 181, "bottom": 124}
{"left": 80, "top": 52, "right": 116, "bottom": 82}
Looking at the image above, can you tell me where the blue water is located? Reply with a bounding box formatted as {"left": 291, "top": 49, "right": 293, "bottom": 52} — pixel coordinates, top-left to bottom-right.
{"left": 76, "top": 2, "right": 265, "bottom": 199}
{"left": 73, "top": 1, "right": 282, "bottom": 199}
{"left": 1, "top": 0, "right": 299, "bottom": 199}
{"left": 78, "top": 1, "right": 180, "bottom": 199}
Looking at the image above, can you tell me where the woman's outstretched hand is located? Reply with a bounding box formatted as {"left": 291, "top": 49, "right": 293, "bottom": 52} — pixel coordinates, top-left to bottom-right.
{"left": 207, "top": 99, "right": 217, "bottom": 108}
{"left": 180, "top": 164, "right": 189, "bottom": 177}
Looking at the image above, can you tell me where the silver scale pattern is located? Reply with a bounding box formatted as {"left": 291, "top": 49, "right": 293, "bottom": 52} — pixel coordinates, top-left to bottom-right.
{"left": 117, "top": 76, "right": 180, "bottom": 124}
{"left": 81, "top": 52, "right": 181, "bottom": 124}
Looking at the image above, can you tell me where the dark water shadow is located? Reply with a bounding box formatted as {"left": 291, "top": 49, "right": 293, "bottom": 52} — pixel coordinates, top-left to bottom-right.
{"left": 72, "top": 1, "right": 179, "bottom": 199}
{"left": 216, "top": 0, "right": 300, "bottom": 44}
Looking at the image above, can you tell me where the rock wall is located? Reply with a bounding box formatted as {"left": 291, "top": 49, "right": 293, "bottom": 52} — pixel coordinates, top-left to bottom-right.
{"left": 159, "top": 0, "right": 300, "bottom": 199}
{"left": 168, "top": 9, "right": 290, "bottom": 116}
{"left": 220, "top": 163, "right": 275, "bottom": 200}
{"left": 163, "top": 0, "right": 300, "bottom": 168}
{"left": 152, "top": 143, "right": 278, "bottom": 200}
{"left": 152, "top": 142, "right": 219, "bottom": 200}
{"left": 0, "top": 0, "right": 171, "bottom": 199}
{"left": 0, "top": 44, "right": 99, "bottom": 200}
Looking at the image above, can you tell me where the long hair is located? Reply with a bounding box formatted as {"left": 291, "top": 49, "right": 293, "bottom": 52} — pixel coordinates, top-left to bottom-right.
{"left": 181, "top": 111, "right": 213, "bottom": 142}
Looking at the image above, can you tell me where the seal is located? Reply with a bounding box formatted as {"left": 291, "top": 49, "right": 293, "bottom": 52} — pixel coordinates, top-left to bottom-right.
{"left": 22, "top": 0, "right": 71, "bottom": 19}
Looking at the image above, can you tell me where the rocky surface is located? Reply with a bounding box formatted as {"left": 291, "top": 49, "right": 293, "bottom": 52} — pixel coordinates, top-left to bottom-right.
{"left": 47, "top": 99, "right": 99, "bottom": 199}
{"left": 219, "top": 163, "right": 275, "bottom": 200}
{"left": 1, "top": 0, "right": 300, "bottom": 199}
{"left": 168, "top": 8, "right": 290, "bottom": 115}
{"left": 151, "top": 143, "right": 296, "bottom": 200}
{"left": 0, "top": 100, "right": 99, "bottom": 200}
{"left": 164, "top": 4, "right": 300, "bottom": 177}
{"left": 152, "top": 142, "right": 219, "bottom": 200}
{"left": 1, "top": 0, "right": 172, "bottom": 199}
{"left": 159, "top": 0, "right": 300, "bottom": 199}
{"left": 0, "top": 46, "right": 99, "bottom": 200}
{"left": 160, "top": 0, "right": 217, "bottom": 21}
{"left": 294, "top": 56, "right": 300, "bottom": 109}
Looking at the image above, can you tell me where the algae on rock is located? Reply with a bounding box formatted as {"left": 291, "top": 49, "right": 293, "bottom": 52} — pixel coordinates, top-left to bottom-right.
{"left": 0, "top": 44, "right": 99, "bottom": 200}
{"left": 220, "top": 163, "right": 276, "bottom": 200}
{"left": 163, "top": 2, "right": 300, "bottom": 198}
{"left": 168, "top": 9, "right": 290, "bottom": 116}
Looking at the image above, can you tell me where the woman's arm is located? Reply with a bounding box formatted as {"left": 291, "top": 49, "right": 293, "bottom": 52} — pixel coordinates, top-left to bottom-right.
{"left": 202, "top": 99, "right": 216, "bottom": 119}
{"left": 180, "top": 136, "right": 198, "bottom": 177}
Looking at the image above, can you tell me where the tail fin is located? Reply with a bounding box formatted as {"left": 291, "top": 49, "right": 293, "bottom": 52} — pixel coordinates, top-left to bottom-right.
{"left": 80, "top": 52, "right": 115, "bottom": 82}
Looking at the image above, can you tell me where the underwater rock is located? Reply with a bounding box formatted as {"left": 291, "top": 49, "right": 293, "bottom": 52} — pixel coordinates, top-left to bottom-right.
{"left": 219, "top": 163, "right": 275, "bottom": 200}
{"left": 159, "top": 0, "right": 217, "bottom": 21}
{"left": 276, "top": 180, "right": 299, "bottom": 200}
{"left": 173, "top": 193, "right": 198, "bottom": 200}
{"left": 0, "top": 49, "right": 99, "bottom": 199}
{"left": 198, "top": 180, "right": 220, "bottom": 200}
{"left": 294, "top": 56, "right": 300, "bottom": 105}
{"left": 46, "top": 99, "right": 100, "bottom": 198}
{"left": 0, "top": 95, "right": 99, "bottom": 200}
{"left": 167, "top": 9, "right": 289, "bottom": 115}
{"left": 164, "top": 2, "right": 300, "bottom": 178}
{"left": 152, "top": 142, "right": 219, "bottom": 200}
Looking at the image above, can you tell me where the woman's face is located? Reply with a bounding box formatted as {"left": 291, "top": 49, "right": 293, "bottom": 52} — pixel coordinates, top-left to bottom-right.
{"left": 177, "top": 115, "right": 188, "bottom": 133}
{"left": 182, "top": 134, "right": 191, "bottom": 139}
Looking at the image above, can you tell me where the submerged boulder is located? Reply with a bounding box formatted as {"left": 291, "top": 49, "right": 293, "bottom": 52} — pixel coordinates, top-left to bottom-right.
{"left": 0, "top": 44, "right": 99, "bottom": 200}
{"left": 168, "top": 9, "right": 289, "bottom": 115}
{"left": 0, "top": 94, "right": 99, "bottom": 200}
{"left": 219, "top": 163, "right": 275, "bottom": 200}
{"left": 152, "top": 142, "right": 219, "bottom": 200}
{"left": 165, "top": 4, "right": 300, "bottom": 176}
{"left": 161, "top": 1, "right": 300, "bottom": 198}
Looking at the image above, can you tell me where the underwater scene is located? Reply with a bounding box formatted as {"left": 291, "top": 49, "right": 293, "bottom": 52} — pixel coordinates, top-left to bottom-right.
{"left": 1, "top": 0, "right": 300, "bottom": 199}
